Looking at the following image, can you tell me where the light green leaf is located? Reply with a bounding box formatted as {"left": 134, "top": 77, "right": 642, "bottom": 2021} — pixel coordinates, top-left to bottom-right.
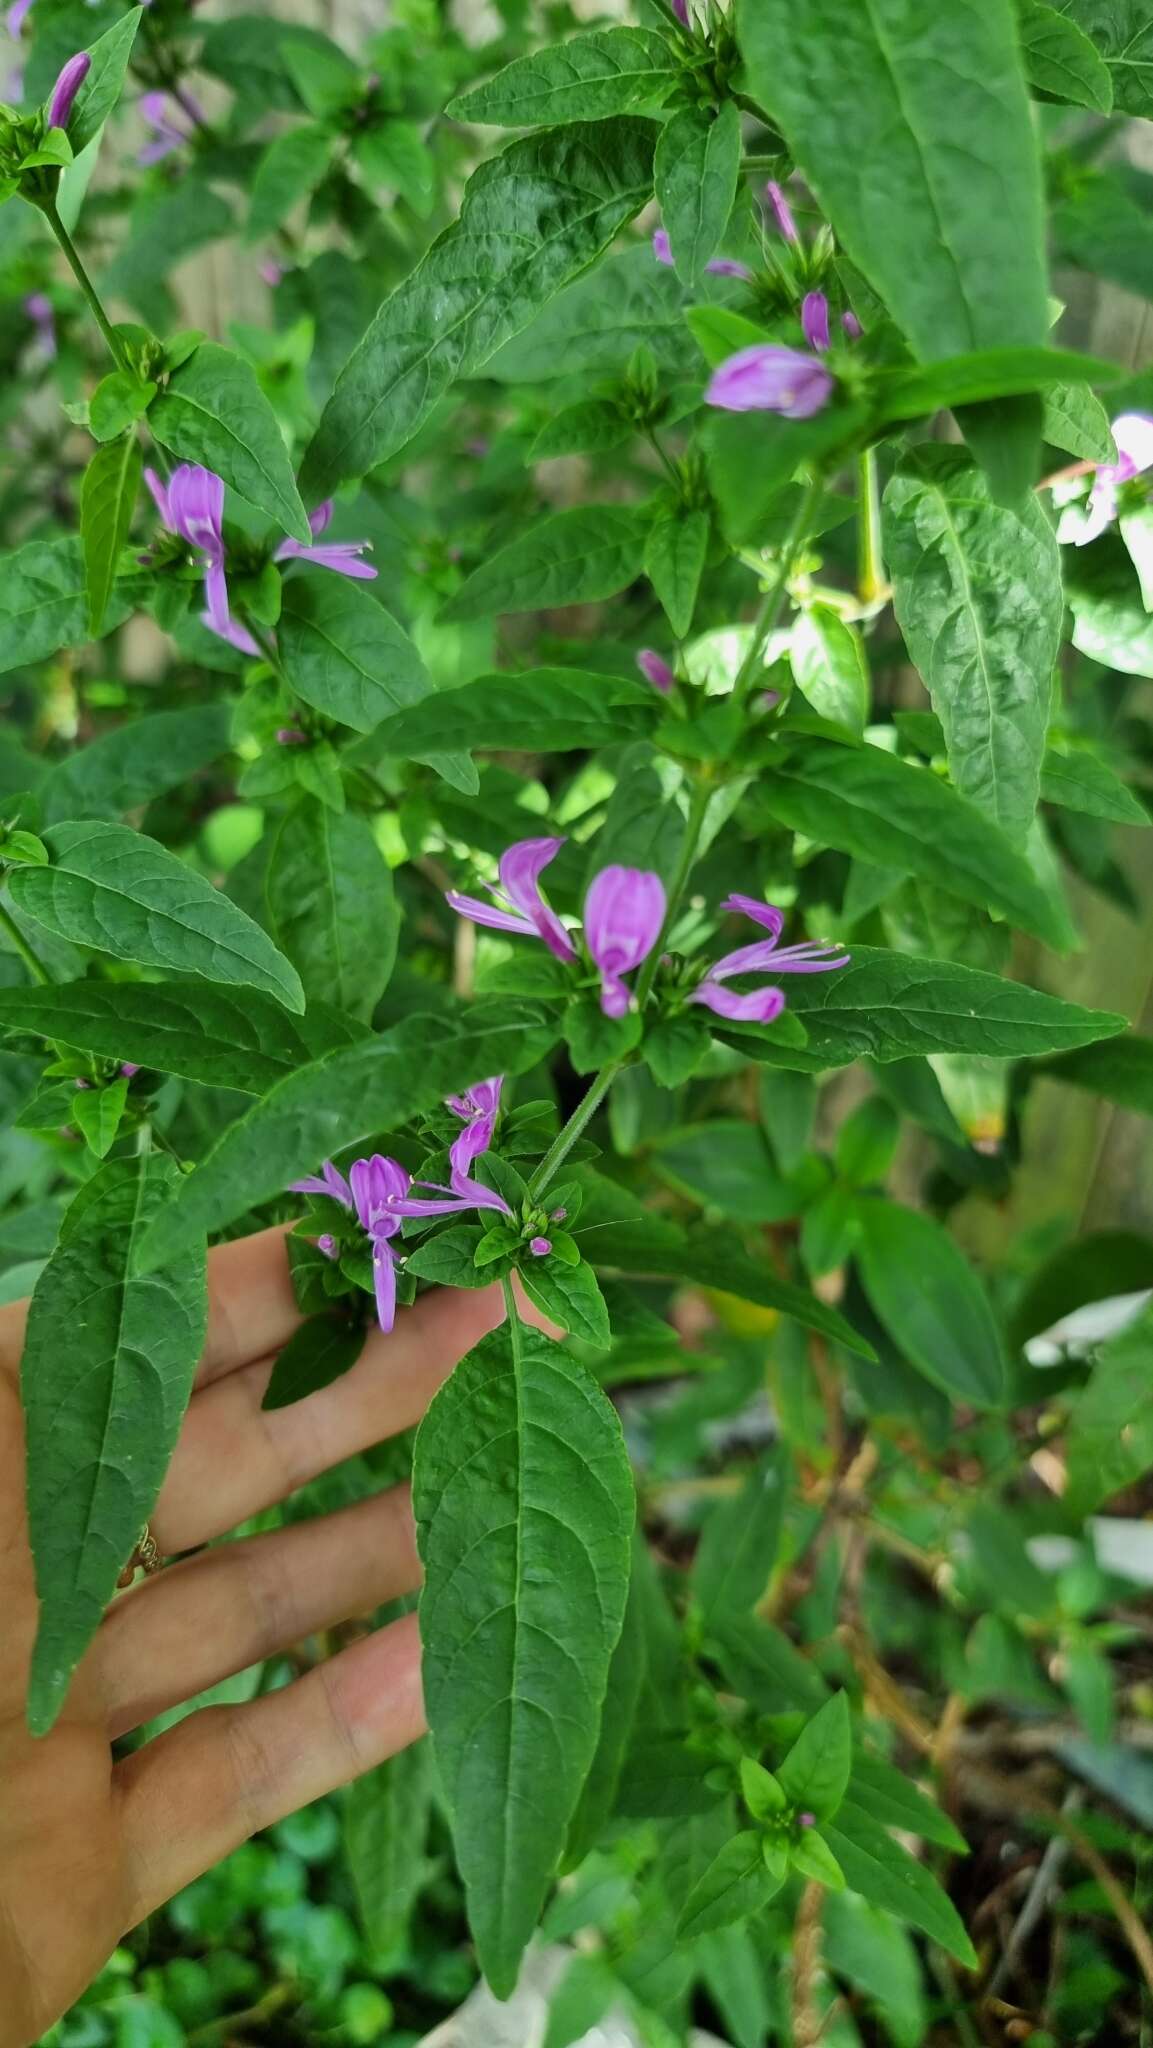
{"left": 885, "top": 447, "right": 1062, "bottom": 845}
{"left": 791, "top": 604, "right": 869, "bottom": 736}
{"left": 413, "top": 1320, "right": 634, "bottom": 1996}
{"left": 442, "top": 507, "right": 649, "bottom": 622}
{"left": 42, "top": 705, "right": 230, "bottom": 824}
{"left": 21, "top": 1155, "right": 207, "bottom": 1734}
{"left": 848, "top": 1752, "right": 968, "bottom": 1853}
{"left": 66, "top": 7, "right": 144, "bottom": 156}
{"left": 856, "top": 1197, "right": 1007, "bottom": 1407}
{"left": 248, "top": 123, "right": 333, "bottom": 242}
{"left": 874, "top": 345, "right": 1119, "bottom": 427}
{"left": 279, "top": 29, "right": 360, "bottom": 118}
{"left": 302, "top": 119, "right": 658, "bottom": 497}
{"left": 824, "top": 1801, "right": 977, "bottom": 1966}
{"left": 0, "top": 979, "right": 358, "bottom": 1092}
{"left": 1054, "top": 0, "right": 1153, "bottom": 114}
{"left": 1066, "top": 1306, "right": 1153, "bottom": 1510}
{"left": 369, "top": 669, "right": 660, "bottom": 758}
{"left": 89, "top": 370, "right": 156, "bottom": 443}
{"left": 150, "top": 342, "right": 311, "bottom": 542}
{"left": 352, "top": 120, "right": 435, "bottom": 215}
{"left": 655, "top": 100, "right": 741, "bottom": 286}
{"left": 80, "top": 434, "right": 142, "bottom": 637}
{"left": 518, "top": 1254, "right": 611, "bottom": 1348}
{"left": 0, "top": 538, "right": 132, "bottom": 676}
{"left": 344, "top": 1741, "right": 435, "bottom": 1954}
{"left": 691, "top": 1445, "right": 789, "bottom": 1624}
{"left": 737, "top": 0, "right": 1048, "bottom": 360}
{"left": 1042, "top": 381, "right": 1117, "bottom": 463}
{"left": 776, "top": 1693, "right": 852, "bottom": 1822}
{"left": 677, "top": 1832, "right": 785, "bottom": 1939}
{"left": 263, "top": 801, "right": 399, "bottom": 1020}
{"left": 1042, "top": 1032, "right": 1153, "bottom": 1115}
{"left": 644, "top": 507, "right": 710, "bottom": 639}
{"left": 71, "top": 1075, "right": 128, "bottom": 1158}
{"left": 10, "top": 821, "right": 305, "bottom": 1013}
{"left": 1019, "top": 0, "right": 1114, "bottom": 108}
{"left": 1041, "top": 744, "right": 1149, "bottom": 825}
{"left": 448, "top": 27, "right": 678, "bottom": 125}
{"left": 278, "top": 577, "right": 430, "bottom": 734}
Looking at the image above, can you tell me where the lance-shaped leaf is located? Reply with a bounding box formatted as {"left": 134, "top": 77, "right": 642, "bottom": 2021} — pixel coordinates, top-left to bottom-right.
{"left": 1055, "top": 0, "right": 1153, "bottom": 115}
{"left": 885, "top": 448, "right": 1062, "bottom": 846}
{"left": 9, "top": 821, "right": 305, "bottom": 1014}
{"left": 344, "top": 1743, "right": 436, "bottom": 1953}
{"left": 135, "top": 1005, "right": 560, "bottom": 1268}
{"left": 489, "top": 247, "right": 687, "bottom": 382}
{"left": 597, "top": 1225, "right": 877, "bottom": 1362}
{"left": 1040, "top": 745, "right": 1150, "bottom": 826}
{"left": 80, "top": 435, "right": 141, "bottom": 637}
{"left": 874, "top": 346, "right": 1120, "bottom": 427}
{"left": 824, "top": 1802, "right": 977, "bottom": 1966}
{"left": 247, "top": 123, "right": 334, "bottom": 241}
{"left": 21, "top": 1154, "right": 208, "bottom": 1734}
{"left": 301, "top": 118, "right": 658, "bottom": 497}
{"left": 442, "top": 507, "right": 649, "bottom": 622}
{"left": 654, "top": 100, "right": 741, "bottom": 285}
{"left": 448, "top": 26, "right": 679, "bottom": 125}
{"left": 645, "top": 506, "right": 710, "bottom": 640}
{"left": 42, "top": 705, "right": 231, "bottom": 823}
{"left": 1018, "top": 0, "right": 1113, "bottom": 110}
{"left": 278, "top": 578, "right": 430, "bottom": 734}
{"left": 1040, "top": 1033, "right": 1153, "bottom": 1117}
{"left": 737, "top": 0, "right": 1048, "bottom": 361}
{"left": 150, "top": 342, "right": 310, "bottom": 542}
{"left": 0, "top": 538, "right": 133, "bottom": 676}
{"left": 66, "top": 7, "right": 144, "bottom": 156}
{"left": 413, "top": 1318, "right": 634, "bottom": 1995}
{"left": 678, "top": 1832, "right": 786, "bottom": 1939}
{"left": 0, "top": 980, "right": 359, "bottom": 1093}
{"left": 759, "top": 741, "right": 1069, "bottom": 945}
{"left": 692, "top": 1445, "right": 789, "bottom": 1624}
{"left": 856, "top": 1198, "right": 1008, "bottom": 1408}
{"left": 263, "top": 801, "right": 399, "bottom": 1020}
{"left": 370, "top": 669, "right": 660, "bottom": 758}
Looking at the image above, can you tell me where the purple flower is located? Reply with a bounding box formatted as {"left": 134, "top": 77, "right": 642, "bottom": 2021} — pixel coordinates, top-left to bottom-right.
{"left": 690, "top": 894, "right": 850, "bottom": 1024}
{"left": 707, "top": 257, "right": 755, "bottom": 281}
{"left": 842, "top": 309, "right": 863, "bottom": 341}
{"left": 550, "top": 1207, "right": 567, "bottom": 1222}
{"left": 706, "top": 344, "right": 834, "bottom": 420}
{"left": 259, "top": 260, "right": 285, "bottom": 288}
{"left": 637, "top": 648, "right": 674, "bottom": 696}
{"left": 291, "top": 1159, "right": 354, "bottom": 1207}
{"left": 275, "top": 726, "right": 307, "bottom": 746}
{"left": 7, "top": 0, "right": 34, "bottom": 35}
{"left": 670, "top": 0, "right": 691, "bottom": 24}
{"left": 653, "top": 227, "right": 673, "bottom": 267}
{"left": 446, "top": 836, "right": 577, "bottom": 962}
{"left": 119, "top": 1063, "right": 139, "bottom": 1079}
{"left": 529, "top": 1236, "right": 552, "bottom": 1257}
{"left": 317, "top": 1233, "right": 337, "bottom": 1259}
{"left": 1076, "top": 413, "right": 1153, "bottom": 545}
{"left": 145, "top": 461, "right": 256, "bottom": 650}
{"left": 47, "top": 50, "right": 89, "bottom": 130}
{"left": 446, "top": 1076, "right": 503, "bottom": 1179}
{"left": 798, "top": 1811, "right": 817, "bottom": 1828}
{"left": 23, "top": 291, "right": 55, "bottom": 360}
{"left": 765, "top": 180, "right": 799, "bottom": 245}
{"left": 583, "top": 865, "right": 667, "bottom": 1019}
{"left": 138, "top": 90, "right": 200, "bottom": 167}
{"left": 274, "top": 499, "right": 376, "bottom": 582}
{"left": 801, "top": 290, "right": 830, "bottom": 354}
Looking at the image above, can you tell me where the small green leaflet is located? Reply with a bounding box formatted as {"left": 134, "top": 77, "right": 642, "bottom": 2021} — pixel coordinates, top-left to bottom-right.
{"left": 80, "top": 435, "right": 141, "bottom": 636}
{"left": 369, "top": 670, "right": 660, "bottom": 759}
{"left": 278, "top": 578, "right": 431, "bottom": 734}
{"left": 0, "top": 538, "right": 133, "bottom": 676}
{"left": 0, "top": 980, "right": 360, "bottom": 1093}
{"left": 10, "top": 821, "right": 305, "bottom": 1014}
{"left": 261, "top": 1314, "right": 366, "bottom": 1410}
{"left": 885, "top": 448, "right": 1062, "bottom": 846}
{"left": 691, "top": 1444, "right": 788, "bottom": 1624}
{"left": 1041, "top": 745, "right": 1149, "bottom": 825}
{"left": 150, "top": 342, "right": 311, "bottom": 542}
{"left": 791, "top": 605, "right": 869, "bottom": 736}
{"left": 447, "top": 27, "right": 679, "bottom": 126}
{"left": 67, "top": 7, "right": 144, "bottom": 157}
{"left": 677, "top": 1832, "right": 784, "bottom": 1939}
{"left": 135, "top": 1005, "right": 560, "bottom": 1269}
{"left": 776, "top": 1693, "right": 852, "bottom": 1822}
{"left": 824, "top": 1801, "right": 977, "bottom": 1966}
{"left": 442, "top": 507, "right": 649, "bottom": 622}
{"left": 856, "top": 1198, "right": 1008, "bottom": 1408}
{"left": 42, "top": 704, "right": 230, "bottom": 823}
{"left": 645, "top": 508, "right": 710, "bottom": 639}
{"left": 21, "top": 1154, "right": 208, "bottom": 1735}
{"left": 413, "top": 1320, "right": 634, "bottom": 1996}
{"left": 1041, "top": 1032, "right": 1153, "bottom": 1117}
{"left": 518, "top": 1255, "right": 611, "bottom": 1348}
{"left": 302, "top": 119, "right": 658, "bottom": 496}
{"left": 737, "top": 0, "right": 1048, "bottom": 360}
{"left": 1053, "top": 0, "right": 1153, "bottom": 115}
{"left": 263, "top": 801, "right": 400, "bottom": 1020}
{"left": 1018, "top": 0, "right": 1113, "bottom": 110}
{"left": 344, "top": 1744, "right": 436, "bottom": 1953}
{"left": 72, "top": 1076, "right": 129, "bottom": 1159}
{"left": 248, "top": 124, "right": 334, "bottom": 242}
{"left": 654, "top": 101, "right": 741, "bottom": 285}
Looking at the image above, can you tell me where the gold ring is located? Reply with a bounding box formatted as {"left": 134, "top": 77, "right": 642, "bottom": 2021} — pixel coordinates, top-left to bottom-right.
{"left": 117, "top": 1522, "right": 164, "bottom": 1587}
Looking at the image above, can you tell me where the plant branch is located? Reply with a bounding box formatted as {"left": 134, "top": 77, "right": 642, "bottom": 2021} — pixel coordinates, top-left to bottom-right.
{"left": 527, "top": 1062, "right": 621, "bottom": 1201}
{"left": 857, "top": 446, "right": 887, "bottom": 607}
{"left": 43, "top": 203, "right": 128, "bottom": 371}
{"left": 729, "top": 471, "right": 824, "bottom": 718}
{"left": 0, "top": 899, "right": 51, "bottom": 984}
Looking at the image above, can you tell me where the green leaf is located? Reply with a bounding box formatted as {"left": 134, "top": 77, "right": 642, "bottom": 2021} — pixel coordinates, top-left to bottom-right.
{"left": 302, "top": 119, "right": 658, "bottom": 498}
{"left": 791, "top": 604, "right": 869, "bottom": 737}
{"left": 1120, "top": 501, "right": 1153, "bottom": 610}
{"left": 644, "top": 507, "right": 710, "bottom": 640}
{"left": 677, "top": 1832, "right": 785, "bottom": 1939}
{"left": 88, "top": 370, "right": 156, "bottom": 443}
{"left": 566, "top": 1552, "right": 648, "bottom": 1865}
{"left": 599, "top": 1224, "right": 877, "bottom": 1361}
{"left": 448, "top": 27, "right": 678, "bottom": 125}
{"left": 874, "top": 346, "right": 1120, "bottom": 427}
{"left": 368, "top": 669, "right": 660, "bottom": 759}
{"left": 518, "top": 1254, "right": 611, "bottom": 1348}
{"left": 248, "top": 123, "right": 333, "bottom": 242}
{"left": 21, "top": 1155, "right": 208, "bottom": 1734}
{"left": 0, "top": 537, "right": 132, "bottom": 676}
{"left": 413, "top": 1319, "right": 634, "bottom": 1997}
{"left": 405, "top": 1225, "right": 489, "bottom": 1288}
{"left": 760, "top": 740, "right": 1070, "bottom": 944}
{"left": 42, "top": 706, "right": 231, "bottom": 824}
{"left": 278, "top": 578, "right": 430, "bottom": 736}
{"left": 279, "top": 29, "right": 360, "bottom": 117}
{"left": 848, "top": 1752, "right": 968, "bottom": 1853}
{"left": 150, "top": 342, "right": 311, "bottom": 543}
{"left": 855, "top": 1198, "right": 1007, "bottom": 1407}
{"left": 0, "top": 981, "right": 357, "bottom": 1092}
{"left": 489, "top": 246, "right": 687, "bottom": 383}
{"left": 824, "top": 1801, "right": 977, "bottom": 1966}
{"left": 344, "top": 1742, "right": 435, "bottom": 1953}
{"left": 1041, "top": 1032, "right": 1153, "bottom": 1116}
{"left": 737, "top": 0, "right": 1047, "bottom": 359}
{"left": 263, "top": 802, "right": 399, "bottom": 1021}
{"left": 790, "top": 1826, "right": 846, "bottom": 1889}
{"left": 1042, "top": 381, "right": 1117, "bottom": 463}
{"left": 709, "top": 402, "right": 871, "bottom": 547}
{"left": 11, "top": 822, "right": 305, "bottom": 1014}
{"left": 1019, "top": 0, "right": 1114, "bottom": 107}
{"left": 651, "top": 1121, "right": 799, "bottom": 1223}
{"left": 135, "top": 1006, "right": 560, "bottom": 1268}
{"left": 442, "top": 507, "right": 649, "bottom": 622}
{"left": 885, "top": 447, "right": 1062, "bottom": 845}
{"left": 1065, "top": 1307, "right": 1153, "bottom": 1511}
{"left": 80, "top": 435, "right": 142, "bottom": 637}
{"left": 1054, "top": 0, "right": 1153, "bottom": 114}
{"left": 691, "top": 1445, "right": 788, "bottom": 1624}
{"left": 71, "top": 1075, "right": 128, "bottom": 1159}
{"left": 66, "top": 7, "right": 144, "bottom": 157}
{"left": 725, "top": 945, "right": 1124, "bottom": 1068}
{"left": 352, "top": 119, "right": 435, "bottom": 215}
{"left": 1041, "top": 745, "right": 1149, "bottom": 825}
{"left": 776, "top": 1693, "right": 852, "bottom": 1822}
{"left": 654, "top": 100, "right": 741, "bottom": 286}
{"left": 530, "top": 398, "right": 631, "bottom": 461}
{"left": 261, "top": 1313, "right": 366, "bottom": 1410}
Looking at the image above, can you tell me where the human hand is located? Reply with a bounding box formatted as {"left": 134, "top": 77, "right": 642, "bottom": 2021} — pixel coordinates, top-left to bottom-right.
{"left": 0, "top": 1227, "right": 513, "bottom": 2048}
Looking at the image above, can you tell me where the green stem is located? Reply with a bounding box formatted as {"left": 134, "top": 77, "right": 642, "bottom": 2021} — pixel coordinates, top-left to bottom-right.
{"left": 645, "top": 426, "right": 682, "bottom": 490}
{"left": 501, "top": 1273, "right": 524, "bottom": 1358}
{"left": 857, "top": 446, "right": 885, "bottom": 606}
{"left": 729, "top": 471, "right": 824, "bottom": 717}
{"left": 634, "top": 775, "right": 713, "bottom": 1007}
{"left": 0, "top": 899, "right": 51, "bottom": 984}
{"left": 528, "top": 1063, "right": 621, "bottom": 1201}
{"left": 43, "top": 203, "right": 128, "bottom": 370}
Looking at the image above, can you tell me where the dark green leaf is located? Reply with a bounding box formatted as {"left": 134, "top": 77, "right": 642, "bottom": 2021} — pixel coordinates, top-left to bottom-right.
{"left": 344, "top": 1742, "right": 435, "bottom": 1953}
{"left": 369, "top": 669, "right": 659, "bottom": 758}
{"left": 652, "top": 1121, "right": 798, "bottom": 1223}
{"left": 692, "top": 1445, "right": 789, "bottom": 1624}
{"left": 824, "top": 1801, "right": 977, "bottom": 1966}
{"left": 566, "top": 1552, "right": 648, "bottom": 1865}
{"left": 776, "top": 1693, "right": 852, "bottom": 1822}
{"left": 518, "top": 1254, "right": 611, "bottom": 1348}
{"left": 655, "top": 101, "right": 741, "bottom": 286}
{"left": 856, "top": 1197, "right": 1007, "bottom": 1407}
{"left": 66, "top": 7, "right": 143, "bottom": 156}
{"left": 1041, "top": 745, "right": 1149, "bottom": 825}
{"left": 488, "top": 247, "right": 687, "bottom": 383}
{"left": 21, "top": 1155, "right": 208, "bottom": 1734}
{"left": 1019, "top": 0, "right": 1114, "bottom": 108}
{"left": 885, "top": 447, "right": 1062, "bottom": 845}
{"left": 709, "top": 402, "right": 871, "bottom": 546}
{"left": 42, "top": 706, "right": 230, "bottom": 823}
{"left": 1065, "top": 1307, "right": 1153, "bottom": 1510}
{"left": 442, "top": 507, "right": 648, "bottom": 622}
{"left": 616, "top": 1734, "right": 723, "bottom": 1818}
{"left": 248, "top": 123, "right": 333, "bottom": 242}
{"left": 644, "top": 508, "right": 710, "bottom": 640}
{"left": 848, "top": 1752, "right": 968, "bottom": 1853}
{"left": 278, "top": 576, "right": 430, "bottom": 735}
{"left": 11, "top": 822, "right": 304, "bottom": 1014}
{"left": 263, "top": 802, "right": 399, "bottom": 1020}
{"left": 677, "top": 1832, "right": 784, "bottom": 1939}
{"left": 0, "top": 538, "right": 132, "bottom": 676}
{"left": 413, "top": 1320, "right": 634, "bottom": 1996}
{"left": 448, "top": 27, "right": 678, "bottom": 125}
{"left": 80, "top": 436, "right": 141, "bottom": 637}
{"left": 261, "top": 1313, "right": 366, "bottom": 1410}
{"left": 405, "top": 1225, "right": 489, "bottom": 1288}
{"left": 708, "top": 1614, "right": 829, "bottom": 1713}
{"left": 279, "top": 30, "right": 359, "bottom": 117}
{"left": 875, "top": 346, "right": 1119, "bottom": 426}
{"left": 150, "top": 343, "right": 310, "bottom": 542}
{"left": 599, "top": 1224, "right": 877, "bottom": 1361}
{"left": 1041, "top": 1032, "right": 1153, "bottom": 1116}
{"left": 301, "top": 119, "right": 658, "bottom": 497}
{"left": 1054, "top": 0, "right": 1153, "bottom": 114}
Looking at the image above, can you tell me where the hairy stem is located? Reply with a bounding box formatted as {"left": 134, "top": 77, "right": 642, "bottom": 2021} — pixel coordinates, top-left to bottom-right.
{"left": 729, "top": 471, "right": 824, "bottom": 717}
{"left": 43, "top": 204, "right": 128, "bottom": 371}
{"left": 0, "top": 899, "right": 51, "bottom": 984}
{"left": 527, "top": 1063, "right": 621, "bottom": 1201}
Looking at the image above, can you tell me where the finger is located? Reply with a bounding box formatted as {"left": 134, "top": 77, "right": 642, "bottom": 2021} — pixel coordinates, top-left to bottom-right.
{"left": 116, "top": 1611, "right": 424, "bottom": 1921}
{"left": 98, "top": 1482, "right": 421, "bottom": 1739}
{"left": 152, "top": 1280, "right": 507, "bottom": 1553}
{"left": 195, "top": 1225, "right": 300, "bottom": 1387}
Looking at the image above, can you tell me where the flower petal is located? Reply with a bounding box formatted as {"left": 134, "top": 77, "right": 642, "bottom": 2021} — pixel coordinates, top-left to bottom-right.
{"left": 372, "top": 1241, "right": 397, "bottom": 1333}
{"left": 706, "top": 345, "right": 834, "bottom": 419}
{"left": 1111, "top": 412, "right": 1153, "bottom": 477}
{"left": 498, "top": 837, "right": 576, "bottom": 961}
{"left": 444, "top": 889, "right": 539, "bottom": 939}
{"left": 719, "top": 894, "right": 785, "bottom": 941}
{"left": 801, "top": 290, "right": 830, "bottom": 353}
{"left": 690, "top": 980, "right": 786, "bottom": 1023}
{"left": 47, "top": 50, "right": 90, "bottom": 130}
